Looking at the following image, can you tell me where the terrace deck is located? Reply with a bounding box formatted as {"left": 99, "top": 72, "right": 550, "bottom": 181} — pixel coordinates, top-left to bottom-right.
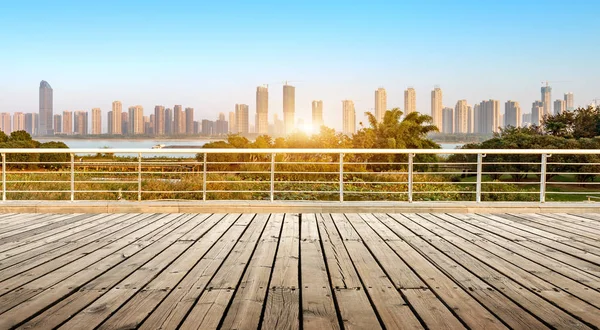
{"left": 0, "top": 212, "right": 599, "bottom": 329}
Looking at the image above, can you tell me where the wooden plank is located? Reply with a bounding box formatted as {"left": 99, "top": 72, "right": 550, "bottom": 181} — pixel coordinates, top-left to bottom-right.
{"left": 391, "top": 214, "right": 591, "bottom": 330}
{"left": 220, "top": 213, "right": 283, "bottom": 329}
{"left": 317, "top": 214, "right": 381, "bottom": 330}
{"left": 135, "top": 214, "right": 254, "bottom": 330}
{"left": 537, "top": 213, "right": 600, "bottom": 233}
{"left": 300, "top": 214, "right": 340, "bottom": 330}
{"left": 0, "top": 213, "right": 65, "bottom": 235}
{"left": 262, "top": 213, "right": 300, "bottom": 330}
{"left": 402, "top": 289, "right": 467, "bottom": 330}
{"left": 162, "top": 214, "right": 268, "bottom": 330}
{"left": 56, "top": 214, "right": 215, "bottom": 329}
{"left": 0, "top": 213, "right": 76, "bottom": 239}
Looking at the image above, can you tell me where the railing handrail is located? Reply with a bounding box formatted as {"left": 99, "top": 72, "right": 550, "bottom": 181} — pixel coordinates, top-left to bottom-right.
{"left": 0, "top": 148, "right": 599, "bottom": 155}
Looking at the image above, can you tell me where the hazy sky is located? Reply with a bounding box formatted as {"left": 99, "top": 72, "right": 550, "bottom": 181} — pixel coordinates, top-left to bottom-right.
{"left": 1, "top": 0, "right": 599, "bottom": 130}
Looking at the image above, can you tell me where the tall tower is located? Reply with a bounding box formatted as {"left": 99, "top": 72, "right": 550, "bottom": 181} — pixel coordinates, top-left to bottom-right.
{"left": 404, "top": 88, "right": 416, "bottom": 115}
{"left": 174, "top": 105, "right": 185, "bottom": 134}
{"left": 375, "top": 87, "right": 387, "bottom": 122}
{"left": 256, "top": 86, "right": 269, "bottom": 134}
{"left": 13, "top": 112, "right": 25, "bottom": 132}
{"left": 185, "top": 107, "right": 194, "bottom": 134}
{"left": 312, "top": 100, "right": 324, "bottom": 129}
{"left": 91, "top": 108, "right": 102, "bottom": 134}
{"left": 111, "top": 101, "right": 122, "bottom": 134}
{"left": 505, "top": 101, "right": 521, "bottom": 128}
{"left": 128, "top": 105, "right": 144, "bottom": 135}
{"left": 564, "top": 93, "right": 574, "bottom": 111}
{"left": 541, "top": 85, "right": 552, "bottom": 116}
{"left": 342, "top": 100, "right": 356, "bottom": 135}
{"left": 554, "top": 99, "right": 566, "bottom": 115}
{"left": 229, "top": 111, "right": 236, "bottom": 133}
{"left": 442, "top": 107, "right": 454, "bottom": 133}
{"left": 454, "top": 100, "right": 468, "bottom": 133}
{"left": 235, "top": 104, "right": 249, "bottom": 134}
{"left": 165, "top": 108, "right": 173, "bottom": 135}
{"left": 154, "top": 106, "right": 165, "bottom": 135}
{"left": 283, "top": 84, "right": 295, "bottom": 134}
{"left": 74, "top": 111, "right": 88, "bottom": 135}
{"left": 431, "top": 87, "right": 443, "bottom": 129}
{"left": 478, "top": 100, "right": 501, "bottom": 133}
{"left": 39, "top": 81, "right": 53, "bottom": 135}
{"left": 0, "top": 113, "right": 11, "bottom": 134}
{"left": 531, "top": 100, "right": 543, "bottom": 126}
{"left": 63, "top": 111, "right": 73, "bottom": 135}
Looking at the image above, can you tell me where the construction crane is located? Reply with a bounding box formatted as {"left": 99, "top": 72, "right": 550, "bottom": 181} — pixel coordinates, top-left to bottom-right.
{"left": 262, "top": 81, "right": 303, "bottom": 89}
{"left": 541, "top": 80, "right": 571, "bottom": 87}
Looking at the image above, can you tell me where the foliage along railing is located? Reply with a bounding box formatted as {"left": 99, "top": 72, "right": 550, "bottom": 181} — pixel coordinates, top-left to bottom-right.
{"left": 0, "top": 148, "right": 599, "bottom": 203}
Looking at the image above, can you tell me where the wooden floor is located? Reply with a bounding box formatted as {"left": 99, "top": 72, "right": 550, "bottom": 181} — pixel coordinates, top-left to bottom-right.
{"left": 0, "top": 213, "right": 599, "bottom": 330}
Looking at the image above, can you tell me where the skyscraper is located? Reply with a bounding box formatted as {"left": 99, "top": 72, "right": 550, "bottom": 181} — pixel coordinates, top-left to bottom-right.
{"left": 442, "top": 107, "right": 454, "bottom": 133}
{"left": 25, "top": 113, "right": 37, "bottom": 136}
{"left": 107, "top": 111, "right": 113, "bottom": 135}
{"left": 342, "top": 100, "right": 356, "bottom": 135}
{"left": 431, "top": 87, "right": 443, "bottom": 130}
{"left": 13, "top": 112, "right": 25, "bottom": 132}
{"left": 256, "top": 86, "right": 269, "bottom": 134}
{"left": 564, "top": 92, "right": 575, "bottom": 111}
{"left": 541, "top": 85, "right": 552, "bottom": 116}
{"left": 531, "top": 101, "right": 543, "bottom": 126}
{"left": 63, "top": 111, "right": 73, "bottom": 135}
{"left": 229, "top": 111, "right": 236, "bottom": 133}
{"left": 467, "top": 105, "right": 473, "bottom": 133}
{"left": 174, "top": 105, "right": 185, "bottom": 134}
{"left": 454, "top": 100, "right": 468, "bottom": 133}
{"left": 128, "top": 105, "right": 144, "bottom": 135}
{"left": 478, "top": 100, "right": 501, "bottom": 134}
{"left": 216, "top": 112, "right": 228, "bottom": 135}
{"left": 185, "top": 107, "right": 194, "bottom": 134}
{"left": 165, "top": 108, "right": 173, "bottom": 135}
{"left": 154, "top": 106, "right": 165, "bottom": 135}
{"left": 312, "top": 100, "right": 324, "bottom": 129}
{"left": 375, "top": 87, "right": 387, "bottom": 122}
{"left": 53, "top": 114, "right": 62, "bottom": 134}
{"left": 283, "top": 84, "right": 295, "bottom": 134}
{"left": 74, "top": 111, "right": 88, "bottom": 135}
{"left": 505, "top": 101, "right": 521, "bottom": 128}
{"left": 473, "top": 104, "right": 480, "bottom": 133}
{"left": 38, "top": 81, "right": 53, "bottom": 135}
{"left": 0, "top": 113, "right": 11, "bottom": 134}
{"left": 111, "top": 101, "right": 122, "bottom": 134}
{"left": 404, "top": 88, "right": 416, "bottom": 115}
{"left": 235, "top": 104, "right": 249, "bottom": 134}
{"left": 121, "top": 112, "right": 129, "bottom": 135}
{"left": 91, "top": 108, "right": 101, "bottom": 134}
{"left": 554, "top": 99, "right": 566, "bottom": 115}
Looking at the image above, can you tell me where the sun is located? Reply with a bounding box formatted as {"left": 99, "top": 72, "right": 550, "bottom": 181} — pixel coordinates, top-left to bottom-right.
{"left": 300, "top": 123, "right": 314, "bottom": 135}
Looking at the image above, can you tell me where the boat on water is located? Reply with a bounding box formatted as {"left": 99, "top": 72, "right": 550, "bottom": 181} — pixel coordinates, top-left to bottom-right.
{"left": 152, "top": 144, "right": 166, "bottom": 149}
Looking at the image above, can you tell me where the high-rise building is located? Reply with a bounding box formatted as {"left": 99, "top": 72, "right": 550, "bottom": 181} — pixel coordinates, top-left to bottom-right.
{"left": 39, "top": 81, "right": 53, "bottom": 135}
{"left": 107, "top": 111, "right": 113, "bottom": 134}
{"left": 554, "top": 99, "right": 566, "bottom": 115}
{"left": 12, "top": 112, "right": 25, "bottom": 132}
{"left": 342, "top": 100, "right": 356, "bottom": 135}
{"left": 467, "top": 105, "right": 473, "bottom": 133}
{"left": 431, "top": 87, "right": 443, "bottom": 130}
{"left": 74, "top": 111, "right": 88, "bottom": 135}
{"left": 541, "top": 85, "right": 552, "bottom": 116}
{"left": 531, "top": 100, "right": 543, "bottom": 126}
{"left": 273, "top": 114, "right": 284, "bottom": 136}
{"left": 505, "top": 101, "right": 521, "bottom": 128}
{"left": 564, "top": 92, "right": 575, "bottom": 111}
{"left": 202, "top": 120, "right": 214, "bottom": 136}
{"left": 91, "top": 108, "right": 101, "bottom": 134}
{"left": 375, "top": 87, "right": 387, "bottom": 122}
{"left": 165, "top": 108, "right": 173, "bottom": 135}
{"left": 185, "top": 107, "right": 194, "bottom": 134}
{"left": 235, "top": 104, "right": 249, "bottom": 134}
{"left": 473, "top": 104, "right": 480, "bottom": 133}
{"left": 154, "top": 106, "right": 165, "bottom": 135}
{"left": 442, "top": 107, "right": 454, "bottom": 133}
{"left": 256, "top": 86, "right": 269, "bottom": 134}
{"left": 0, "top": 113, "right": 11, "bottom": 134}
{"left": 229, "top": 111, "right": 236, "bottom": 133}
{"left": 404, "top": 88, "right": 416, "bottom": 115}
{"left": 522, "top": 113, "right": 532, "bottom": 126}
{"left": 121, "top": 112, "right": 129, "bottom": 135}
{"left": 454, "top": 100, "right": 468, "bottom": 133}
{"left": 111, "top": 101, "right": 122, "bottom": 134}
{"left": 312, "top": 100, "right": 323, "bottom": 129}
{"left": 216, "top": 113, "right": 228, "bottom": 135}
{"left": 283, "top": 84, "right": 295, "bottom": 134}
{"left": 144, "top": 115, "right": 152, "bottom": 134}
{"left": 128, "top": 105, "right": 144, "bottom": 135}
{"left": 53, "top": 114, "right": 62, "bottom": 134}
{"left": 63, "top": 111, "right": 73, "bottom": 135}
{"left": 174, "top": 105, "right": 185, "bottom": 134}
{"left": 478, "top": 100, "right": 501, "bottom": 134}
{"left": 25, "top": 113, "right": 37, "bottom": 136}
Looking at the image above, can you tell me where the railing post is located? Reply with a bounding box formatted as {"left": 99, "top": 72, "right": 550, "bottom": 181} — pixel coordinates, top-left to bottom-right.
{"left": 339, "top": 153, "right": 344, "bottom": 202}
{"left": 540, "top": 154, "right": 550, "bottom": 203}
{"left": 2, "top": 153, "right": 5, "bottom": 201}
{"left": 70, "top": 153, "right": 75, "bottom": 201}
{"left": 408, "top": 153, "right": 414, "bottom": 203}
{"left": 270, "top": 153, "right": 275, "bottom": 202}
{"left": 476, "top": 153, "right": 486, "bottom": 203}
{"left": 202, "top": 152, "right": 207, "bottom": 201}
{"left": 138, "top": 153, "right": 142, "bottom": 201}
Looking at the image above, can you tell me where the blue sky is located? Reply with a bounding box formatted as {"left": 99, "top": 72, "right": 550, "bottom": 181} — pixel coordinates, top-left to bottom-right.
{"left": 1, "top": 0, "right": 599, "bottom": 130}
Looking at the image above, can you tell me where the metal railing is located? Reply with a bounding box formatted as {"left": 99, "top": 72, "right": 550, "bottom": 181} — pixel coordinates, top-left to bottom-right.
{"left": 0, "top": 148, "right": 599, "bottom": 203}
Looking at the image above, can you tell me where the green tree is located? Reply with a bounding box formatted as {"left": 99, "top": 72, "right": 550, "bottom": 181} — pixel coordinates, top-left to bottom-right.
{"left": 9, "top": 130, "right": 33, "bottom": 142}
{"left": 39, "top": 141, "right": 69, "bottom": 169}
